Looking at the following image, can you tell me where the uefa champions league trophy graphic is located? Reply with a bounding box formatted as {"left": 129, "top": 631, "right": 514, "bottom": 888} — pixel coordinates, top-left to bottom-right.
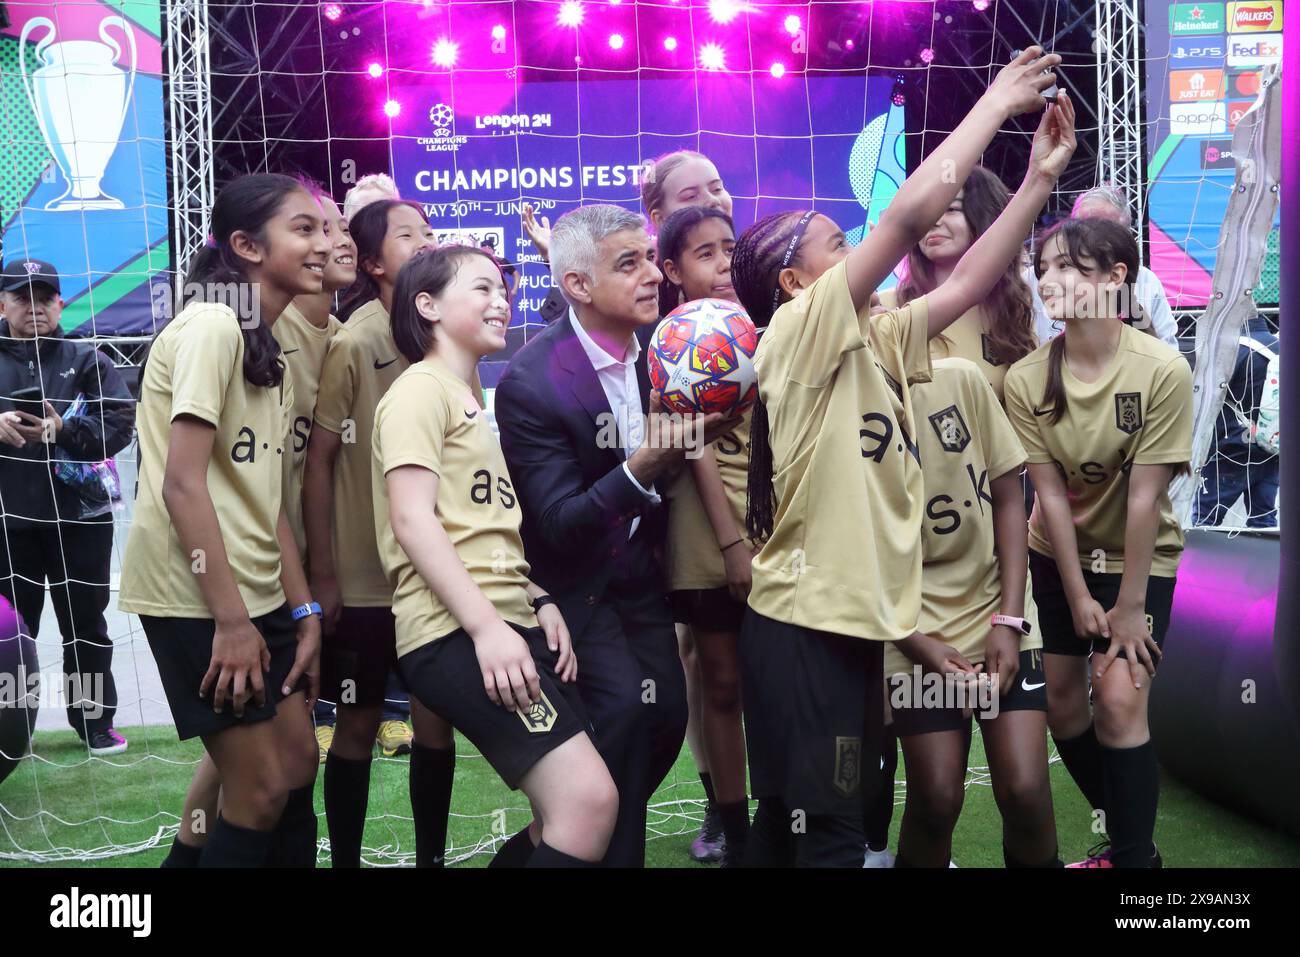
{"left": 19, "top": 15, "right": 138, "bottom": 211}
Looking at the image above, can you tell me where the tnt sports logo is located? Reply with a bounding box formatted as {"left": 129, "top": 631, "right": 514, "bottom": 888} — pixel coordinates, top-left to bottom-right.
{"left": 1169, "top": 69, "right": 1224, "bottom": 101}
{"left": 1170, "top": 35, "right": 1227, "bottom": 67}
{"left": 517, "top": 691, "right": 558, "bottom": 734}
{"left": 1226, "top": 33, "right": 1282, "bottom": 65}
{"left": 1227, "top": 1, "right": 1280, "bottom": 32}
{"left": 1170, "top": 3, "right": 1226, "bottom": 35}
{"left": 1201, "top": 139, "right": 1237, "bottom": 170}
{"left": 1169, "top": 101, "right": 1227, "bottom": 134}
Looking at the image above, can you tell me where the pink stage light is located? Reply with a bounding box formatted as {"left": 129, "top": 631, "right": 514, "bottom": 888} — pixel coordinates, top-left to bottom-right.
{"left": 558, "top": 1, "right": 584, "bottom": 28}
{"left": 431, "top": 37, "right": 459, "bottom": 68}
{"left": 383, "top": 100, "right": 401, "bottom": 118}
{"left": 699, "top": 42, "right": 726, "bottom": 71}
{"left": 974, "top": 0, "right": 991, "bottom": 11}
{"left": 323, "top": 4, "right": 342, "bottom": 22}
{"left": 609, "top": 33, "right": 625, "bottom": 50}
{"left": 784, "top": 15, "right": 801, "bottom": 35}
{"left": 367, "top": 62, "right": 383, "bottom": 78}
{"left": 491, "top": 25, "right": 506, "bottom": 41}
{"left": 708, "top": 0, "right": 742, "bottom": 25}
{"left": 919, "top": 47, "right": 935, "bottom": 64}
{"left": 846, "top": 38, "right": 855, "bottom": 50}
{"left": 664, "top": 36, "right": 678, "bottom": 51}
{"left": 770, "top": 62, "right": 786, "bottom": 78}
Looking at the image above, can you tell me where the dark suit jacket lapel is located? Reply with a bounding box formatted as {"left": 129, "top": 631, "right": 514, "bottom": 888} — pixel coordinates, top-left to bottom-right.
{"left": 551, "top": 313, "right": 620, "bottom": 456}
{"left": 635, "top": 321, "right": 656, "bottom": 415}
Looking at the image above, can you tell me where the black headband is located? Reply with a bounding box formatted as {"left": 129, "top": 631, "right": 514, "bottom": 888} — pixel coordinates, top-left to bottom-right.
{"left": 770, "top": 210, "right": 817, "bottom": 317}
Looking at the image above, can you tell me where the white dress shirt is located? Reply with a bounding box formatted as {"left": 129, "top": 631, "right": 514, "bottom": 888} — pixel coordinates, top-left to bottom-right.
{"left": 569, "top": 309, "right": 659, "bottom": 538}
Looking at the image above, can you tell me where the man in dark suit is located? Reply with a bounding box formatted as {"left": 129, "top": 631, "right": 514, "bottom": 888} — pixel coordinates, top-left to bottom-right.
{"left": 494, "top": 204, "right": 732, "bottom": 866}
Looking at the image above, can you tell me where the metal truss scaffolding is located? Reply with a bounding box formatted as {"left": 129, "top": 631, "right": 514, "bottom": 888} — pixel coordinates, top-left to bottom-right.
{"left": 165, "top": 0, "right": 215, "bottom": 289}
{"left": 1093, "top": 0, "right": 1146, "bottom": 253}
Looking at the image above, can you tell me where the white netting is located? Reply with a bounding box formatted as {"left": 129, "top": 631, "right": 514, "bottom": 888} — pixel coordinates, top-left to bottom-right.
{"left": 0, "top": 0, "right": 1279, "bottom": 866}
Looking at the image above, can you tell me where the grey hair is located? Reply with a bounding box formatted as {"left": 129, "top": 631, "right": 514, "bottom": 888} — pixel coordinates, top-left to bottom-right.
{"left": 343, "top": 173, "right": 400, "bottom": 219}
{"left": 1071, "top": 185, "right": 1133, "bottom": 228}
{"left": 549, "top": 204, "right": 647, "bottom": 301}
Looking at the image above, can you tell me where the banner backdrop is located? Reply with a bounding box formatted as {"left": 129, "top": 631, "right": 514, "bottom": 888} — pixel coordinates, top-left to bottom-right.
{"left": 0, "top": 0, "right": 168, "bottom": 337}
{"left": 389, "top": 71, "right": 900, "bottom": 385}
{"left": 1144, "top": 1, "right": 1283, "bottom": 307}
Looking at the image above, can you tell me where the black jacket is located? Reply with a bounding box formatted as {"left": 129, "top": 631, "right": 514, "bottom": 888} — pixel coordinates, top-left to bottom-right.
{"left": 0, "top": 322, "right": 135, "bottom": 526}
{"left": 495, "top": 316, "right": 665, "bottom": 637}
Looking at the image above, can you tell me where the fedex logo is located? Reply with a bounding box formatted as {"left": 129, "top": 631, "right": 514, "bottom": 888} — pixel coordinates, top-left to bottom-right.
{"left": 1227, "top": 2, "right": 1280, "bottom": 32}
{"left": 1170, "top": 35, "right": 1227, "bottom": 66}
{"left": 1169, "top": 69, "right": 1224, "bottom": 101}
{"left": 1226, "top": 33, "right": 1282, "bottom": 65}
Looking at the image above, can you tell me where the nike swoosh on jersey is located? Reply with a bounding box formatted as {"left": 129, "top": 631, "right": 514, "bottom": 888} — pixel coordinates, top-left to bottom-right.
{"left": 374, "top": 357, "right": 400, "bottom": 369}
{"left": 1021, "top": 679, "right": 1046, "bottom": 691}
{"left": 1032, "top": 407, "right": 1053, "bottom": 417}
{"left": 282, "top": 348, "right": 300, "bottom": 355}
{"left": 465, "top": 409, "right": 478, "bottom": 419}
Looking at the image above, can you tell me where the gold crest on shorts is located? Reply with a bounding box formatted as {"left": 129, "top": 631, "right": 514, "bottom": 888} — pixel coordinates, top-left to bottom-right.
{"left": 833, "top": 736, "right": 862, "bottom": 797}
{"left": 928, "top": 404, "right": 972, "bottom": 454}
{"left": 518, "top": 692, "right": 558, "bottom": 734}
{"left": 1115, "top": 392, "right": 1143, "bottom": 435}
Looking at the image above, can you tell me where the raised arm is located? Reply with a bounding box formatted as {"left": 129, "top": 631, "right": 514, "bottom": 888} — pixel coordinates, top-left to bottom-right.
{"left": 925, "top": 94, "right": 1077, "bottom": 339}
{"left": 845, "top": 47, "right": 1062, "bottom": 312}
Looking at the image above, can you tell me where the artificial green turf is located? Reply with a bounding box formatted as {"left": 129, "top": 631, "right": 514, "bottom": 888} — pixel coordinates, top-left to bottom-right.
{"left": 2, "top": 726, "right": 1297, "bottom": 867}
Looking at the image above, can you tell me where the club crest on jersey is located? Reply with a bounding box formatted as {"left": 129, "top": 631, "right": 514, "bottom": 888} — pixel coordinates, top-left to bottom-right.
{"left": 517, "top": 691, "right": 558, "bottom": 734}
{"left": 980, "top": 333, "right": 1006, "bottom": 367}
{"left": 928, "top": 404, "right": 972, "bottom": 454}
{"left": 833, "top": 735, "right": 862, "bottom": 797}
{"left": 1115, "top": 392, "right": 1143, "bottom": 434}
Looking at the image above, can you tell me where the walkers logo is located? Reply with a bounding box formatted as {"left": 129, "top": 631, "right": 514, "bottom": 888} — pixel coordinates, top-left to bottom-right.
{"left": 1170, "top": 3, "right": 1226, "bottom": 35}
{"left": 1226, "top": 33, "right": 1282, "bottom": 65}
{"left": 1169, "top": 69, "right": 1224, "bottom": 102}
{"left": 1200, "top": 139, "right": 1237, "bottom": 170}
{"left": 1227, "top": 1, "right": 1280, "bottom": 32}
{"left": 1226, "top": 68, "right": 1263, "bottom": 97}
{"left": 1169, "top": 101, "right": 1228, "bottom": 134}
{"left": 1170, "top": 35, "right": 1227, "bottom": 67}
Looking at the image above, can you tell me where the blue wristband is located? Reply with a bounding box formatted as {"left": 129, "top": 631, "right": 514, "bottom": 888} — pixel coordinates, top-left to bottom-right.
{"left": 291, "top": 601, "right": 322, "bottom": 621}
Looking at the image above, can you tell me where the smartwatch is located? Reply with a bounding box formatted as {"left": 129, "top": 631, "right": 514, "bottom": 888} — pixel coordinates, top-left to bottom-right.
{"left": 991, "top": 614, "right": 1032, "bottom": 636}
{"left": 531, "top": 594, "right": 557, "bottom": 613}
{"left": 291, "top": 601, "right": 323, "bottom": 621}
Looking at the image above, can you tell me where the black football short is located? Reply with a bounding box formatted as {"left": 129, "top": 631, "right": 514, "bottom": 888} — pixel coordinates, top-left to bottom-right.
{"left": 740, "top": 610, "right": 884, "bottom": 817}
{"left": 1030, "top": 550, "right": 1177, "bottom": 659}
{"left": 887, "top": 648, "right": 1047, "bottom": 737}
{"left": 143, "top": 603, "right": 305, "bottom": 741}
{"left": 669, "top": 587, "right": 747, "bottom": 632}
{"left": 398, "top": 624, "right": 588, "bottom": 789}
{"left": 320, "top": 605, "right": 403, "bottom": 707}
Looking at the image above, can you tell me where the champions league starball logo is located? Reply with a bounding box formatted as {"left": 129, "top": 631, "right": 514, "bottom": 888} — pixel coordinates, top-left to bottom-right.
{"left": 19, "top": 16, "right": 138, "bottom": 211}
{"left": 422, "top": 103, "right": 467, "bottom": 153}
{"left": 429, "top": 102, "right": 455, "bottom": 135}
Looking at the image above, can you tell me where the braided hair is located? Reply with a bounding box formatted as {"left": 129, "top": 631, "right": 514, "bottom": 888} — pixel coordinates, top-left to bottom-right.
{"left": 730, "top": 210, "right": 813, "bottom": 542}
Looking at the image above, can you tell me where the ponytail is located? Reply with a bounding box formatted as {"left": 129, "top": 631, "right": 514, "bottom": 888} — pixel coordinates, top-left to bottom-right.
{"left": 745, "top": 395, "right": 776, "bottom": 542}
{"left": 1040, "top": 333, "right": 1069, "bottom": 425}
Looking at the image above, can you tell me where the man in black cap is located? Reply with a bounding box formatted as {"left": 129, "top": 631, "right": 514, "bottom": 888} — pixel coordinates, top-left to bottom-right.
{"left": 0, "top": 259, "right": 135, "bottom": 754}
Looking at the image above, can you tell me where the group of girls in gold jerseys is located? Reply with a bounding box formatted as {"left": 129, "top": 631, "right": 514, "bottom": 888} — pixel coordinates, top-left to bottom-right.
{"left": 123, "top": 46, "right": 1189, "bottom": 868}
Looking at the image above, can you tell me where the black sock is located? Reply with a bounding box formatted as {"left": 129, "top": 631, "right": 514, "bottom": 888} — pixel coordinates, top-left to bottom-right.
{"left": 716, "top": 799, "right": 750, "bottom": 853}
{"left": 864, "top": 731, "right": 898, "bottom": 850}
{"left": 198, "top": 815, "right": 273, "bottom": 868}
{"left": 489, "top": 826, "right": 537, "bottom": 869}
{"left": 410, "top": 743, "right": 454, "bottom": 867}
{"left": 269, "top": 784, "right": 318, "bottom": 868}
{"left": 160, "top": 832, "right": 203, "bottom": 869}
{"left": 324, "top": 752, "right": 371, "bottom": 868}
{"left": 1003, "top": 844, "right": 1064, "bottom": 868}
{"left": 892, "top": 852, "right": 915, "bottom": 868}
{"left": 1053, "top": 724, "right": 1107, "bottom": 821}
{"left": 526, "top": 840, "right": 596, "bottom": 868}
{"left": 699, "top": 772, "right": 717, "bottom": 809}
{"left": 1101, "top": 741, "right": 1160, "bottom": 868}
{"left": 743, "top": 798, "right": 793, "bottom": 868}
